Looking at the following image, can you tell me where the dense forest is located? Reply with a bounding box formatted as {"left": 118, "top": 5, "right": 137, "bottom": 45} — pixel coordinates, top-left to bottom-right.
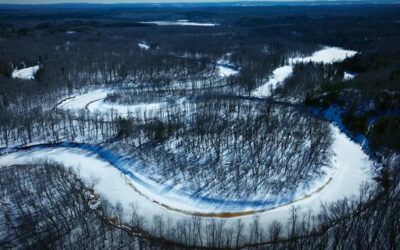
{"left": 0, "top": 3, "right": 399, "bottom": 249}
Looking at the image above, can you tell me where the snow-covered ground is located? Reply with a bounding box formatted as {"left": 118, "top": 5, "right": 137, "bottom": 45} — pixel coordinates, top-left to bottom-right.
{"left": 252, "top": 47, "right": 357, "bottom": 97}
{"left": 12, "top": 65, "right": 40, "bottom": 80}
{"left": 140, "top": 20, "right": 218, "bottom": 27}
{"left": 0, "top": 125, "right": 374, "bottom": 232}
{"left": 138, "top": 42, "right": 150, "bottom": 50}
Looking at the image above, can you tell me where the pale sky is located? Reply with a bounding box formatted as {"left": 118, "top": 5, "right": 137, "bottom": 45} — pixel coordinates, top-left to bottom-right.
{"left": 0, "top": 0, "right": 379, "bottom": 4}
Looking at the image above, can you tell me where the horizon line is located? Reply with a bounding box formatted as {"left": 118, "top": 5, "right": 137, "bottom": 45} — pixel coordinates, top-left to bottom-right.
{"left": 0, "top": 0, "right": 399, "bottom": 6}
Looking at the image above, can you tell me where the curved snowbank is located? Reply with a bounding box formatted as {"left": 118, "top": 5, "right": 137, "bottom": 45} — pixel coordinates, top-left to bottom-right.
{"left": 0, "top": 125, "right": 373, "bottom": 225}
{"left": 252, "top": 47, "right": 357, "bottom": 97}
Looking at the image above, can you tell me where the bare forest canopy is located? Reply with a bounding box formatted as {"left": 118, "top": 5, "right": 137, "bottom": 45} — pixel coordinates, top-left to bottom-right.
{"left": 0, "top": 4, "right": 400, "bottom": 250}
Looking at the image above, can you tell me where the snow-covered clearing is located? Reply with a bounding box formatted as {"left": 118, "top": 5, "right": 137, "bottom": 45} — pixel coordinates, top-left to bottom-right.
{"left": 0, "top": 125, "right": 373, "bottom": 231}
{"left": 12, "top": 65, "right": 40, "bottom": 80}
{"left": 138, "top": 42, "right": 150, "bottom": 50}
{"left": 140, "top": 20, "right": 218, "bottom": 27}
{"left": 252, "top": 47, "right": 357, "bottom": 97}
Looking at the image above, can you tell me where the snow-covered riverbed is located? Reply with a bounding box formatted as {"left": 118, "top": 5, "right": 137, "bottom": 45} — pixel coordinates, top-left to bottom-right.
{"left": 46, "top": 71, "right": 374, "bottom": 226}
{"left": 57, "top": 89, "right": 169, "bottom": 118}
{"left": 0, "top": 125, "right": 373, "bottom": 231}
{"left": 252, "top": 47, "right": 357, "bottom": 97}
{"left": 2, "top": 45, "right": 372, "bottom": 234}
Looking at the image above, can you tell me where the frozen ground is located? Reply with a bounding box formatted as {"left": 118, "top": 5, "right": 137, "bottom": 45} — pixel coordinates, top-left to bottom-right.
{"left": 0, "top": 125, "right": 374, "bottom": 231}
{"left": 140, "top": 20, "right": 218, "bottom": 27}
{"left": 12, "top": 65, "right": 40, "bottom": 80}
{"left": 252, "top": 47, "right": 357, "bottom": 97}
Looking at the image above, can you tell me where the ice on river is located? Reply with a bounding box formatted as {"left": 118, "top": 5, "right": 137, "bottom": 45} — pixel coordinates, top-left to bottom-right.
{"left": 252, "top": 65, "right": 293, "bottom": 97}
{"left": 0, "top": 125, "right": 373, "bottom": 233}
{"left": 252, "top": 47, "right": 357, "bottom": 97}
{"left": 57, "top": 89, "right": 168, "bottom": 118}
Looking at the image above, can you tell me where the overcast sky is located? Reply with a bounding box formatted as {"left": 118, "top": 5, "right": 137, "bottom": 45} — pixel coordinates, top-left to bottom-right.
{"left": 0, "top": 0, "right": 377, "bottom": 4}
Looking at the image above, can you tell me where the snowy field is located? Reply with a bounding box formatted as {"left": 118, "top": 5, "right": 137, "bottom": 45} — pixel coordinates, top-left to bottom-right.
{"left": 12, "top": 65, "right": 40, "bottom": 80}
{"left": 252, "top": 47, "right": 357, "bottom": 97}
{"left": 0, "top": 125, "right": 374, "bottom": 232}
{"left": 140, "top": 20, "right": 218, "bottom": 26}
